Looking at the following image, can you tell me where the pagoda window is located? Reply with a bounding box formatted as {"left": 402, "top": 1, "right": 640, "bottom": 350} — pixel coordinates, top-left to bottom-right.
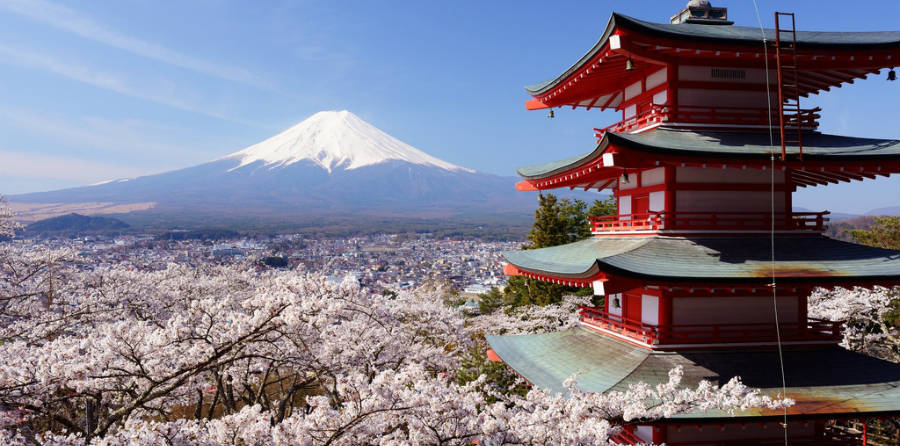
{"left": 671, "top": 295, "right": 800, "bottom": 326}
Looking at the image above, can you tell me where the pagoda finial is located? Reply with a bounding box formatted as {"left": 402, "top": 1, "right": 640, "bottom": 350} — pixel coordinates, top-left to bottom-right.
{"left": 671, "top": 0, "right": 732, "bottom": 25}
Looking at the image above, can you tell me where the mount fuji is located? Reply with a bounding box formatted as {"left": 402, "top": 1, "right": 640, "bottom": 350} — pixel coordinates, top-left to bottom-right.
{"left": 11, "top": 111, "right": 536, "bottom": 227}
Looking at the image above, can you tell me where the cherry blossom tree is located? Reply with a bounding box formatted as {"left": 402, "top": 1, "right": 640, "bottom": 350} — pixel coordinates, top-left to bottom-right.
{"left": 0, "top": 195, "right": 21, "bottom": 238}
{"left": 808, "top": 286, "right": 899, "bottom": 362}
{"left": 0, "top": 234, "right": 789, "bottom": 445}
{"left": 466, "top": 294, "right": 590, "bottom": 336}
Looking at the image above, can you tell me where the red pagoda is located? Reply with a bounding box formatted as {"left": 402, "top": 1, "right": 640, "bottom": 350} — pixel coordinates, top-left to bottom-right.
{"left": 487, "top": 2, "right": 900, "bottom": 445}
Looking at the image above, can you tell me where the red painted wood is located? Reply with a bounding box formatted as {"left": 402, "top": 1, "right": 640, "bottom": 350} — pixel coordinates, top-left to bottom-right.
{"left": 632, "top": 195, "right": 649, "bottom": 217}
{"left": 625, "top": 293, "right": 643, "bottom": 323}
{"left": 579, "top": 306, "right": 842, "bottom": 346}
{"left": 590, "top": 211, "right": 829, "bottom": 233}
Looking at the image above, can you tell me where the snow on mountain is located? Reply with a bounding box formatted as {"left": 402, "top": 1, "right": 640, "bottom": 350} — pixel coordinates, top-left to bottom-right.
{"left": 10, "top": 110, "right": 535, "bottom": 225}
{"left": 222, "top": 110, "right": 474, "bottom": 173}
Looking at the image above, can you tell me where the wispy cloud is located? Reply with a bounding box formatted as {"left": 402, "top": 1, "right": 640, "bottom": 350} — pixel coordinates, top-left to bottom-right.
{"left": 0, "top": 43, "right": 261, "bottom": 126}
{"left": 0, "top": 150, "right": 153, "bottom": 183}
{"left": 0, "top": 0, "right": 272, "bottom": 90}
{"left": 0, "top": 106, "right": 222, "bottom": 160}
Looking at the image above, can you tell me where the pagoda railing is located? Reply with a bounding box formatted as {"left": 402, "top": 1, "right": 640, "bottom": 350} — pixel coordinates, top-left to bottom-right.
{"left": 594, "top": 103, "right": 821, "bottom": 135}
{"left": 589, "top": 211, "right": 829, "bottom": 233}
{"left": 579, "top": 306, "right": 842, "bottom": 346}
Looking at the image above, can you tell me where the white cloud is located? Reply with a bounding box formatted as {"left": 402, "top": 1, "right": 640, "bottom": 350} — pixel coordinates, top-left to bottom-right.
{"left": 0, "top": 0, "right": 272, "bottom": 90}
{"left": 0, "top": 44, "right": 260, "bottom": 126}
{"left": 0, "top": 106, "right": 223, "bottom": 160}
{"left": 0, "top": 150, "right": 154, "bottom": 183}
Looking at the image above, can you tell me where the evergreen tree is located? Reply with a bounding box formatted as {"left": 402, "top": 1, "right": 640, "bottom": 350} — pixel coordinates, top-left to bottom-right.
{"left": 587, "top": 195, "right": 617, "bottom": 218}
{"left": 850, "top": 216, "right": 900, "bottom": 250}
{"left": 503, "top": 193, "right": 616, "bottom": 307}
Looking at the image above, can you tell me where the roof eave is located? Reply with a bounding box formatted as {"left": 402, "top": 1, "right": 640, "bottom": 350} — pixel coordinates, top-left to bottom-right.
{"left": 524, "top": 13, "right": 621, "bottom": 96}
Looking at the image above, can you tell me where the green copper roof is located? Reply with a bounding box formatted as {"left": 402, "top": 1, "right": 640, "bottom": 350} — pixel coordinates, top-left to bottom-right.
{"left": 486, "top": 327, "right": 900, "bottom": 419}
{"left": 526, "top": 13, "right": 900, "bottom": 95}
{"left": 516, "top": 150, "right": 599, "bottom": 179}
{"left": 502, "top": 235, "right": 900, "bottom": 283}
{"left": 516, "top": 129, "right": 900, "bottom": 179}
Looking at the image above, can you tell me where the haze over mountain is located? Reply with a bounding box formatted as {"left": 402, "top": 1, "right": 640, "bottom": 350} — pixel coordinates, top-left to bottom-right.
{"left": 10, "top": 111, "right": 536, "bottom": 227}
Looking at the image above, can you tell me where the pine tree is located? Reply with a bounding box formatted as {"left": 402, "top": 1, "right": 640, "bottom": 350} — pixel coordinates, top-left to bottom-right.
{"left": 504, "top": 193, "right": 614, "bottom": 307}
{"left": 588, "top": 195, "right": 617, "bottom": 219}
{"left": 850, "top": 216, "right": 900, "bottom": 250}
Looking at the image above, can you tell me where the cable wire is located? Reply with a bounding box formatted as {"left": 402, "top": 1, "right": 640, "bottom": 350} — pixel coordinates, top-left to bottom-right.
{"left": 751, "top": 2, "right": 789, "bottom": 444}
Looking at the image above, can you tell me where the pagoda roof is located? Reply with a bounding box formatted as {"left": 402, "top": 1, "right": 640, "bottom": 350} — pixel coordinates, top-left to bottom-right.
{"left": 526, "top": 13, "right": 900, "bottom": 96}
{"left": 502, "top": 235, "right": 899, "bottom": 284}
{"left": 516, "top": 128, "right": 900, "bottom": 181}
{"left": 486, "top": 327, "right": 900, "bottom": 419}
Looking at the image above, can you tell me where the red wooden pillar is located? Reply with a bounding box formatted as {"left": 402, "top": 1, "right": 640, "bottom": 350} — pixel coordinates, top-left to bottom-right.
{"left": 658, "top": 290, "right": 673, "bottom": 343}
{"left": 653, "top": 424, "right": 667, "bottom": 444}
{"left": 666, "top": 63, "right": 678, "bottom": 110}
{"left": 664, "top": 165, "right": 676, "bottom": 228}
{"left": 785, "top": 168, "right": 793, "bottom": 215}
{"left": 798, "top": 292, "right": 808, "bottom": 326}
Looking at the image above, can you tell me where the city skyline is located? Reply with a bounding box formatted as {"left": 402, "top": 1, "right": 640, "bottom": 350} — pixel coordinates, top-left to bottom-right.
{"left": 1, "top": 0, "right": 898, "bottom": 213}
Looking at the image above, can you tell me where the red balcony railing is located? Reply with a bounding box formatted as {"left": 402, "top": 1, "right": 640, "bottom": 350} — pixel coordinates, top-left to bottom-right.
{"left": 594, "top": 103, "right": 821, "bottom": 135}
{"left": 578, "top": 306, "right": 842, "bottom": 346}
{"left": 589, "top": 211, "right": 829, "bottom": 233}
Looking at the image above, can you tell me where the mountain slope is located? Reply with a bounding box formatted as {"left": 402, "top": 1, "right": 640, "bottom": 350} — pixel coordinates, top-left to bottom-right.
{"left": 11, "top": 111, "right": 536, "bottom": 224}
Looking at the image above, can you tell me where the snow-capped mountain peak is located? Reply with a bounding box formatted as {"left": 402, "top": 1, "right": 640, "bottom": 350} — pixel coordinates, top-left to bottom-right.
{"left": 223, "top": 110, "right": 474, "bottom": 173}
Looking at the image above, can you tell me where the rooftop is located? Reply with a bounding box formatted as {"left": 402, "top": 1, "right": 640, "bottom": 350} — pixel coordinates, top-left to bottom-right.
{"left": 517, "top": 129, "right": 900, "bottom": 180}
{"left": 526, "top": 13, "right": 900, "bottom": 97}
{"left": 486, "top": 327, "right": 900, "bottom": 419}
{"left": 502, "top": 235, "right": 899, "bottom": 285}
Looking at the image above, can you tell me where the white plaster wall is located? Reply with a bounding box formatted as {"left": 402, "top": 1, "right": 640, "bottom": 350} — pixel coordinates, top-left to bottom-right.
{"left": 677, "top": 166, "right": 785, "bottom": 184}
{"left": 641, "top": 295, "right": 659, "bottom": 325}
{"left": 624, "top": 80, "right": 643, "bottom": 101}
{"left": 646, "top": 68, "right": 667, "bottom": 89}
{"left": 624, "top": 103, "right": 637, "bottom": 119}
{"left": 618, "top": 195, "right": 632, "bottom": 217}
{"left": 652, "top": 89, "right": 667, "bottom": 105}
{"left": 641, "top": 167, "right": 666, "bottom": 186}
{"left": 649, "top": 191, "right": 665, "bottom": 212}
{"left": 634, "top": 425, "right": 654, "bottom": 443}
{"left": 676, "top": 190, "right": 784, "bottom": 213}
{"left": 672, "top": 296, "right": 798, "bottom": 325}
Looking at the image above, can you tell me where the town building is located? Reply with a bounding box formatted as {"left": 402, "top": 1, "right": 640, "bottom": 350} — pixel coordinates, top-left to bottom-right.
{"left": 487, "top": 2, "right": 900, "bottom": 444}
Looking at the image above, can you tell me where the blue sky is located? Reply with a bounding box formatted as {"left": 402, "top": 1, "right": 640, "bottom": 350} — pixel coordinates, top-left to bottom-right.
{"left": 0, "top": 0, "right": 897, "bottom": 214}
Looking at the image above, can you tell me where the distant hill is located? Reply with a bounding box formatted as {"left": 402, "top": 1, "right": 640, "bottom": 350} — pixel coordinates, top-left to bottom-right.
{"left": 27, "top": 213, "right": 129, "bottom": 233}
{"left": 824, "top": 215, "right": 879, "bottom": 243}
{"left": 866, "top": 206, "right": 900, "bottom": 216}
{"left": 793, "top": 206, "right": 900, "bottom": 222}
